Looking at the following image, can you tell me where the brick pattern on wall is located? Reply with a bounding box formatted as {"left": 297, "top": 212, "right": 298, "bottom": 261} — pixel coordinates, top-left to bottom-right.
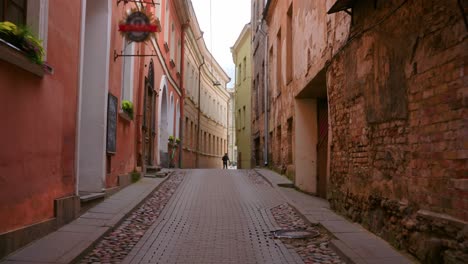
{"left": 327, "top": 0, "right": 467, "bottom": 262}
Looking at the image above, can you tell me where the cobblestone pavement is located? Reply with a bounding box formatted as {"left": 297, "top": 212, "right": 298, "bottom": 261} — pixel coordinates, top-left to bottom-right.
{"left": 271, "top": 204, "right": 344, "bottom": 264}
{"left": 80, "top": 169, "right": 344, "bottom": 264}
{"left": 123, "top": 169, "right": 305, "bottom": 264}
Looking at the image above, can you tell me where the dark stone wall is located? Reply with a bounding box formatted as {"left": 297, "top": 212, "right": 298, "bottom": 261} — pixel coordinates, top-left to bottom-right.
{"left": 327, "top": 0, "right": 467, "bottom": 262}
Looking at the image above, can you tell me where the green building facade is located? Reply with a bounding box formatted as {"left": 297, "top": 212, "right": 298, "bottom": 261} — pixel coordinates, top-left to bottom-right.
{"left": 231, "top": 23, "right": 252, "bottom": 169}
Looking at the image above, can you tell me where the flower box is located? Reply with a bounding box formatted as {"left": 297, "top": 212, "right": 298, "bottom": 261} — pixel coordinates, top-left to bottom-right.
{"left": 119, "top": 110, "right": 133, "bottom": 122}
{"left": 0, "top": 38, "right": 45, "bottom": 77}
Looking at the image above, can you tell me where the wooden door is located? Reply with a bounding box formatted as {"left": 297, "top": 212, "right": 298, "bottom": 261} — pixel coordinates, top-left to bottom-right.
{"left": 143, "top": 79, "right": 155, "bottom": 166}
{"left": 317, "top": 99, "right": 328, "bottom": 198}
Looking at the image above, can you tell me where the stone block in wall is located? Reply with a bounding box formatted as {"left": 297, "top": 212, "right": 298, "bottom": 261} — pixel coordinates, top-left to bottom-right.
{"left": 54, "top": 195, "right": 80, "bottom": 227}
{"left": 118, "top": 174, "right": 132, "bottom": 188}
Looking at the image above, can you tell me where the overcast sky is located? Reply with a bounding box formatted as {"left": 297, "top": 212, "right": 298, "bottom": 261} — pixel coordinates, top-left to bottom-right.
{"left": 191, "top": 0, "right": 251, "bottom": 87}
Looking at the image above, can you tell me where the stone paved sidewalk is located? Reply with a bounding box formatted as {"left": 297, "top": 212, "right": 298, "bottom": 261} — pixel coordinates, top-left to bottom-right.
{"left": 254, "top": 168, "right": 416, "bottom": 264}
{"left": 0, "top": 176, "right": 169, "bottom": 264}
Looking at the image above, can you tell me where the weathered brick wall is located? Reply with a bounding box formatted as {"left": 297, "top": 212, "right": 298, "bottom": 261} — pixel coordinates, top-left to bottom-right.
{"left": 327, "top": 0, "right": 467, "bottom": 262}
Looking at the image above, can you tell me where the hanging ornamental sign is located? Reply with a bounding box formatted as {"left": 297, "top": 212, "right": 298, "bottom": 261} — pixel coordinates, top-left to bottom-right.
{"left": 119, "top": 8, "right": 160, "bottom": 42}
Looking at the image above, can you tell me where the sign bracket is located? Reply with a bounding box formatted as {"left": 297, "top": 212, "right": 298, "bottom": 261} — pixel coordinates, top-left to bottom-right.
{"left": 114, "top": 50, "right": 158, "bottom": 62}
{"left": 117, "top": 0, "right": 160, "bottom": 7}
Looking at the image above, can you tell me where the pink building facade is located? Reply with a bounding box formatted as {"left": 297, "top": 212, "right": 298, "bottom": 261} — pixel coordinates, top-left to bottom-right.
{"left": 0, "top": 0, "right": 189, "bottom": 258}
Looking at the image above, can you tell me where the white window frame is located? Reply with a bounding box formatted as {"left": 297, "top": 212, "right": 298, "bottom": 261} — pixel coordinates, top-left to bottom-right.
{"left": 26, "top": 0, "right": 49, "bottom": 59}
{"left": 164, "top": 0, "right": 170, "bottom": 43}
{"left": 170, "top": 23, "right": 175, "bottom": 61}
{"left": 121, "top": 38, "right": 135, "bottom": 102}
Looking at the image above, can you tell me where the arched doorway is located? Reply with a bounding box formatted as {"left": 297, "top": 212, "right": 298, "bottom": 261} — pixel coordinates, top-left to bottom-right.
{"left": 158, "top": 76, "right": 169, "bottom": 167}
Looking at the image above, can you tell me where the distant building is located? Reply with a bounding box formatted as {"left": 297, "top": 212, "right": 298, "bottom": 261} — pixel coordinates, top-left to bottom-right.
{"left": 231, "top": 23, "right": 253, "bottom": 169}
{"left": 227, "top": 87, "right": 237, "bottom": 166}
{"left": 251, "top": 0, "right": 269, "bottom": 168}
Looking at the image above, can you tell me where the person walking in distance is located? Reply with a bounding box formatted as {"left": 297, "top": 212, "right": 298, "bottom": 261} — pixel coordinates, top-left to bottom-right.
{"left": 222, "top": 153, "right": 229, "bottom": 169}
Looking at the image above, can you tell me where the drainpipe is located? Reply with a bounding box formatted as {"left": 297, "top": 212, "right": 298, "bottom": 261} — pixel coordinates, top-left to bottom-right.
{"left": 196, "top": 57, "right": 205, "bottom": 168}
{"left": 258, "top": 21, "right": 269, "bottom": 166}
{"left": 179, "top": 22, "right": 189, "bottom": 168}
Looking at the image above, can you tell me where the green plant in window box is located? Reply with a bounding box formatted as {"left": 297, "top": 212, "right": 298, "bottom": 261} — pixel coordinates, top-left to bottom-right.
{"left": 0, "top": 21, "right": 45, "bottom": 65}
{"left": 121, "top": 100, "right": 134, "bottom": 119}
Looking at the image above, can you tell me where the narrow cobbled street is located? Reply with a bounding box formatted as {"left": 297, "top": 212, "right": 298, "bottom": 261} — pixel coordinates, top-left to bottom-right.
{"left": 79, "top": 169, "right": 343, "bottom": 264}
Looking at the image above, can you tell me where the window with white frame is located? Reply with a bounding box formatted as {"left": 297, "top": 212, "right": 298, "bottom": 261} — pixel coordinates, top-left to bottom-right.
{"left": 164, "top": 0, "right": 169, "bottom": 43}
{"left": 154, "top": 0, "right": 161, "bottom": 21}
{"left": 170, "top": 23, "right": 175, "bottom": 61}
{"left": 175, "top": 100, "right": 180, "bottom": 138}
{"left": 185, "top": 61, "right": 190, "bottom": 95}
{"left": 176, "top": 39, "right": 181, "bottom": 72}
{"left": 1, "top": 0, "right": 49, "bottom": 57}
{"left": 122, "top": 38, "right": 135, "bottom": 102}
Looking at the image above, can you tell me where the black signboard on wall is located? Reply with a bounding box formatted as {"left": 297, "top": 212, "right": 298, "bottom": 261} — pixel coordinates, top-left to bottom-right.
{"left": 107, "top": 93, "right": 118, "bottom": 154}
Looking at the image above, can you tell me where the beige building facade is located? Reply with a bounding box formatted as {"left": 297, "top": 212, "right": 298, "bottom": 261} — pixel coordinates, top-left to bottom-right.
{"left": 182, "top": 2, "right": 230, "bottom": 168}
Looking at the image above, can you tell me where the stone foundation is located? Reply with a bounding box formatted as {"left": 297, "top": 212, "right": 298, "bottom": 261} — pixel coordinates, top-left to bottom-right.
{"left": 330, "top": 193, "right": 467, "bottom": 263}
{"left": 0, "top": 195, "right": 80, "bottom": 259}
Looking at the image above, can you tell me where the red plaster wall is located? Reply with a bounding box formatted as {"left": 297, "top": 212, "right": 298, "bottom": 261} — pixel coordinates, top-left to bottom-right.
{"left": 0, "top": 1, "right": 81, "bottom": 233}
{"left": 105, "top": 2, "right": 141, "bottom": 187}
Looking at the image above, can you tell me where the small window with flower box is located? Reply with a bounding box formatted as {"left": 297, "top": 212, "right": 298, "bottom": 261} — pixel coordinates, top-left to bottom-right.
{"left": 0, "top": 0, "right": 51, "bottom": 76}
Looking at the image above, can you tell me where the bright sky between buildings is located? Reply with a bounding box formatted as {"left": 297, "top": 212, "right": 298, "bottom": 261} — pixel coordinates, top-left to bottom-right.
{"left": 191, "top": 0, "right": 251, "bottom": 87}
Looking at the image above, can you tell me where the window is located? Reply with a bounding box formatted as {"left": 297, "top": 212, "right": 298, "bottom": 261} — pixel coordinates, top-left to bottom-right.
{"left": 184, "top": 62, "right": 189, "bottom": 95}
{"left": 276, "top": 28, "right": 282, "bottom": 95}
{"left": 154, "top": 0, "right": 162, "bottom": 20}
{"left": 1, "top": 0, "right": 27, "bottom": 25}
{"left": 261, "top": 61, "right": 265, "bottom": 113}
{"left": 286, "top": 4, "right": 293, "bottom": 83}
{"left": 193, "top": 124, "right": 197, "bottom": 149}
{"left": 254, "top": 76, "right": 258, "bottom": 118}
{"left": 212, "top": 99, "right": 215, "bottom": 118}
{"left": 170, "top": 23, "right": 175, "bottom": 61}
{"left": 287, "top": 117, "right": 293, "bottom": 164}
{"left": 269, "top": 46, "right": 274, "bottom": 97}
{"left": 237, "top": 63, "right": 242, "bottom": 85}
{"left": 185, "top": 117, "right": 189, "bottom": 147}
{"left": 176, "top": 39, "right": 181, "bottom": 72}
{"left": 175, "top": 100, "right": 180, "bottom": 138}
{"left": 122, "top": 38, "right": 135, "bottom": 102}
{"left": 276, "top": 125, "right": 281, "bottom": 164}
{"left": 1, "top": 0, "right": 49, "bottom": 57}
{"left": 243, "top": 57, "right": 246, "bottom": 81}
{"left": 243, "top": 105, "right": 246, "bottom": 129}
{"left": 237, "top": 109, "right": 241, "bottom": 130}
{"left": 164, "top": 0, "right": 169, "bottom": 43}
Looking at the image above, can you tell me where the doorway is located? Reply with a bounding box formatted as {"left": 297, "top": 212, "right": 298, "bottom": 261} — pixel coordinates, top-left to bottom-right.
{"left": 317, "top": 99, "right": 328, "bottom": 198}
{"left": 143, "top": 73, "right": 156, "bottom": 166}
{"left": 158, "top": 77, "right": 169, "bottom": 167}
{"left": 294, "top": 69, "right": 328, "bottom": 197}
